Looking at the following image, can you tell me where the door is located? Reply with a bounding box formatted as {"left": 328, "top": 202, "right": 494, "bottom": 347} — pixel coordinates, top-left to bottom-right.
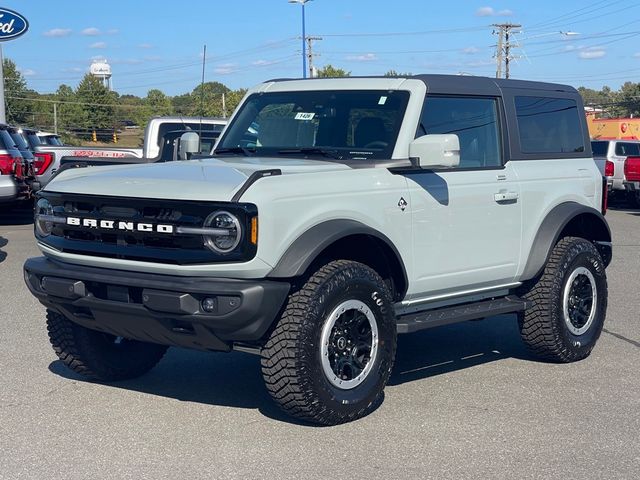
{"left": 404, "top": 95, "right": 522, "bottom": 299}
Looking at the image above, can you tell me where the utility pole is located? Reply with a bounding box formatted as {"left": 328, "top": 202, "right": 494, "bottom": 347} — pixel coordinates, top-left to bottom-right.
{"left": 492, "top": 23, "right": 521, "bottom": 79}
{"left": 222, "top": 92, "right": 227, "bottom": 118}
{"left": 53, "top": 102, "right": 58, "bottom": 134}
{"left": 0, "top": 45, "right": 5, "bottom": 123}
{"left": 306, "top": 36, "right": 322, "bottom": 78}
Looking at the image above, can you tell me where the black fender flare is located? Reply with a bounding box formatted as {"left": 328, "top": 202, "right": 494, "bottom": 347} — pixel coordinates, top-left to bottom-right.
{"left": 522, "top": 202, "right": 612, "bottom": 280}
{"left": 268, "top": 219, "right": 408, "bottom": 289}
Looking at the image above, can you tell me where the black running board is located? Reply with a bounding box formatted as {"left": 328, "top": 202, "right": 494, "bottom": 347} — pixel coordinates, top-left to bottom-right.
{"left": 396, "top": 295, "right": 529, "bottom": 334}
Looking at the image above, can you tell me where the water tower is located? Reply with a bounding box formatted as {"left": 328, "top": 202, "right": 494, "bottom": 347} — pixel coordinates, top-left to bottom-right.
{"left": 90, "top": 59, "right": 112, "bottom": 90}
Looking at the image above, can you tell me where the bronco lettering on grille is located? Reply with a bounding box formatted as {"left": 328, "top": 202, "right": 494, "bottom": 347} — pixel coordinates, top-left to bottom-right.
{"left": 66, "top": 217, "right": 175, "bottom": 234}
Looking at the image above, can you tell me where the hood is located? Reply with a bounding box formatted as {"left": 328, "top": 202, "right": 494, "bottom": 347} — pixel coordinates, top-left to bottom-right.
{"left": 44, "top": 156, "right": 351, "bottom": 202}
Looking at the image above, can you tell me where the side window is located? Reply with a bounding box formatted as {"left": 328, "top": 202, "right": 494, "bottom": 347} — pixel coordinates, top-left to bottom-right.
{"left": 420, "top": 96, "right": 502, "bottom": 168}
{"left": 515, "top": 96, "right": 584, "bottom": 154}
{"left": 615, "top": 142, "right": 640, "bottom": 156}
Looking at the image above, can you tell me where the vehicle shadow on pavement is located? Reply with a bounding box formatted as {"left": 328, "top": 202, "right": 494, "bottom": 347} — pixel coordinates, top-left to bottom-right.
{"left": 48, "top": 348, "right": 316, "bottom": 425}
{"left": 0, "top": 236, "right": 7, "bottom": 262}
{"left": 0, "top": 201, "right": 34, "bottom": 226}
{"left": 47, "top": 314, "right": 529, "bottom": 425}
{"left": 389, "top": 314, "right": 531, "bottom": 386}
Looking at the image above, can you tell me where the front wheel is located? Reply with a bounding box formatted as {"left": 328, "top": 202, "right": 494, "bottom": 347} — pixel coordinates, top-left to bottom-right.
{"left": 518, "top": 237, "right": 608, "bottom": 362}
{"left": 261, "top": 260, "right": 397, "bottom": 425}
{"left": 47, "top": 310, "right": 168, "bottom": 381}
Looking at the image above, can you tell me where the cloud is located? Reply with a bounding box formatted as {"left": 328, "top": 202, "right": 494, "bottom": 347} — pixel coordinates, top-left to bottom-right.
{"left": 43, "top": 28, "right": 72, "bottom": 37}
{"left": 138, "top": 43, "right": 153, "bottom": 49}
{"left": 18, "top": 68, "right": 36, "bottom": 76}
{"left": 578, "top": 47, "right": 606, "bottom": 59}
{"left": 107, "top": 29, "right": 119, "bottom": 35}
{"left": 144, "top": 55, "right": 162, "bottom": 62}
{"left": 252, "top": 59, "right": 277, "bottom": 66}
{"left": 214, "top": 63, "right": 237, "bottom": 75}
{"left": 81, "top": 27, "right": 101, "bottom": 36}
{"left": 346, "top": 53, "right": 378, "bottom": 62}
{"left": 462, "top": 46, "right": 479, "bottom": 54}
{"left": 476, "top": 6, "right": 513, "bottom": 17}
{"left": 634, "top": 52, "right": 640, "bottom": 58}
{"left": 89, "top": 42, "right": 107, "bottom": 49}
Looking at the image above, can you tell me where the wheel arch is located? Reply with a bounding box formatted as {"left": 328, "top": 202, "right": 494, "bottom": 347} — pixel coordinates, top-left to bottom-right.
{"left": 522, "top": 202, "right": 612, "bottom": 281}
{"left": 268, "top": 219, "right": 408, "bottom": 301}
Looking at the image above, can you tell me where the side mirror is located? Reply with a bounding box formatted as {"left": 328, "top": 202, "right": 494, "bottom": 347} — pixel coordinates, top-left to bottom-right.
{"left": 409, "top": 134, "right": 460, "bottom": 169}
{"left": 178, "top": 132, "right": 200, "bottom": 160}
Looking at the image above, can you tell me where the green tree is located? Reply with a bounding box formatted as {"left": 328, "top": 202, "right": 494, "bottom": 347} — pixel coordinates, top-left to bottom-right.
{"left": 75, "top": 74, "right": 116, "bottom": 130}
{"left": 384, "top": 70, "right": 413, "bottom": 77}
{"left": 3, "top": 58, "right": 35, "bottom": 125}
{"left": 171, "top": 93, "right": 193, "bottom": 116}
{"left": 316, "top": 65, "right": 351, "bottom": 78}
{"left": 191, "top": 81, "right": 230, "bottom": 116}
{"left": 55, "top": 84, "right": 82, "bottom": 132}
{"left": 616, "top": 82, "right": 640, "bottom": 117}
{"left": 224, "top": 88, "right": 247, "bottom": 117}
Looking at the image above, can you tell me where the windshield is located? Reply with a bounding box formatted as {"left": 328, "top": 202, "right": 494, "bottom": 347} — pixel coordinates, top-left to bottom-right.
{"left": 215, "top": 90, "right": 410, "bottom": 160}
{"left": 591, "top": 141, "right": 609, "bottom": 157}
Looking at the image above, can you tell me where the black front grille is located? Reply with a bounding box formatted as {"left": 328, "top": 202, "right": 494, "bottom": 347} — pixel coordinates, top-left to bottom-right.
{"left": 38, "top": 192, "right": 257, "bottom": 264}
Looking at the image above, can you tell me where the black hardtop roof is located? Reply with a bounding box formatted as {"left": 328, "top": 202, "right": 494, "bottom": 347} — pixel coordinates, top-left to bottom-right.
{"left": 267, "top": 74, "right": 577, "bottom": 96}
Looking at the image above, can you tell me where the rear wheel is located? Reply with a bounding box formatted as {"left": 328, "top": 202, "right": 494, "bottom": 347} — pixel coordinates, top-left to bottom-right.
{"left": 47, "top": 310, "right": 168, "bottom": 381}
{"left": 261, "top": 260, "right": 397, "bottom": 425}
{"left": 518, "top": 237, "right": 608, "bottom": 362}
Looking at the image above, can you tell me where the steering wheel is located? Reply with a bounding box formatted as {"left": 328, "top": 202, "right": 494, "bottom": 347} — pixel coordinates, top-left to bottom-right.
{"left": 363, "top": 141, "right": 388, "bottom": 149}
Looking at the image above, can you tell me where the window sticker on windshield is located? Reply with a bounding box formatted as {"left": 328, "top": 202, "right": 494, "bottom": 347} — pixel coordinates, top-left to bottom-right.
{"left": 295, "top": 112, "right": 315, "bottom": 121}
{"left": 378, "top": 96, "right": 387, "bottom": 105}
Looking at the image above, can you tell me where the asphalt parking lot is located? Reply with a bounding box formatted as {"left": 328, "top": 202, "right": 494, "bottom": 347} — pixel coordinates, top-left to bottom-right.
{"left": 1, "top": 204, "right": 638, "bottom": 480}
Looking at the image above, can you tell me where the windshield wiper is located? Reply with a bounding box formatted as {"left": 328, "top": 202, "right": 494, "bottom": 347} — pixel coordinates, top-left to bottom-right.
{"left": 214, "top": 146, "right": 256, "bottom": 156}
{"left": 277, "top": 147, "right": 341, "bottom": 159}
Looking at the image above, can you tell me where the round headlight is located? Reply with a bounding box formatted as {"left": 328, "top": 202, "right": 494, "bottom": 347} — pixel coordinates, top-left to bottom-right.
{"left": 203, "top": 211, "right": 241, "bottom": 253}
{"left": 35, "top": 198, "right": 54, "bottom": 237}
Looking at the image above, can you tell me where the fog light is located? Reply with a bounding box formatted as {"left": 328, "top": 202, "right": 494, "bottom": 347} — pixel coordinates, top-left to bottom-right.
{"left": 201, "top": 297, "right": 217, "bottom": 313}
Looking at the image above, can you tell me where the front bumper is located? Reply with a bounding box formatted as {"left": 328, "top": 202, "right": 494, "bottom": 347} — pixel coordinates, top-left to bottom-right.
{"left": 24, "top": 257, "right": 290, "bottom": 352}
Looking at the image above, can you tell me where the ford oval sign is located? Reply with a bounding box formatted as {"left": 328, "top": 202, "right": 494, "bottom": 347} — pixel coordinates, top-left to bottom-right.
{"left": 0, "top": 8, "right": 28, "bottom": 41}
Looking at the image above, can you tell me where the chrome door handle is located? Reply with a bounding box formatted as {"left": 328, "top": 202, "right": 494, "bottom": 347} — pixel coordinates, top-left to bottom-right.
{"left": 494, "top": 191, "right": 519, "bottom": 203}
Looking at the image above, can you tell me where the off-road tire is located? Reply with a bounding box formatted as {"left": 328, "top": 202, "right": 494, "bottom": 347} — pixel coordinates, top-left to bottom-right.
{"left": 519, "top": 236, "right": 608, "bottom": 362}
{"left": 46, "top": 310, "right": 168, "bottom": 381}
{"left": 261, "top": 260, "right": 397, "bottom": 425}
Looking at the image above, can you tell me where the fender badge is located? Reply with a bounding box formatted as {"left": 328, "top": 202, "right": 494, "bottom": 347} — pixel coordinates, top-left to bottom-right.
{"left": 398, "top": 197, "right": 408, "bottom": 211}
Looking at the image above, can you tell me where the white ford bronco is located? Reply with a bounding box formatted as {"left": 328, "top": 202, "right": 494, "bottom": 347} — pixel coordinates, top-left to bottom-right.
{"left": 24, "top": 75, "right": 612, "bottom": 425}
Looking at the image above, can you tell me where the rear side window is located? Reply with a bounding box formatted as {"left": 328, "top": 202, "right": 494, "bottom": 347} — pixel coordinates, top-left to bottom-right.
{"left": 420, "top": 96, "right": 502, "bottom": 168}
{"left": 591, "top": 141, "right": 609, "bottom": 156}
{"left": 515, "top": 96, "right": 584, "bottom": 154}
{"left": 0, "top": 130, "right": 17, "bottom": 152}
{"left": 614, "top": 142, "right": 640, "bottom": 156}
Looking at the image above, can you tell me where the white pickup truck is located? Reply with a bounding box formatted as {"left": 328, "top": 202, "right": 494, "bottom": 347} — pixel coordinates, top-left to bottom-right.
{"left": 33, "top": 117, "right": 227, "bottom": 187}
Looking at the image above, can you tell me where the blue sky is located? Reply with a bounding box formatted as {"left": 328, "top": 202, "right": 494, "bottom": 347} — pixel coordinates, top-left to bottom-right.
{"left": 2, "top": 0, "right": 640, "bottom": 97}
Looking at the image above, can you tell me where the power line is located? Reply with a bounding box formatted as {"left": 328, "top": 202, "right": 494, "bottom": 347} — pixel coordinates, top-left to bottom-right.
{"left": 526, "top": 0, "right": 630, "bottom": 31}
{"left": 317, "top": 26, "right": 488, "bottom": 38}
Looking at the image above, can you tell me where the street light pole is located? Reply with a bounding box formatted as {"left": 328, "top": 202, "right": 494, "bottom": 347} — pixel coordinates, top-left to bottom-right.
{"left": 289, "top": 0, "right": 312, "bottom": 79}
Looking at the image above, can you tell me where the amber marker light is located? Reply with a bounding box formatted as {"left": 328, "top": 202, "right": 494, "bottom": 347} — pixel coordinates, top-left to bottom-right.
{"left": 250, "top": 217, "right": 258, "bottom": 245}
